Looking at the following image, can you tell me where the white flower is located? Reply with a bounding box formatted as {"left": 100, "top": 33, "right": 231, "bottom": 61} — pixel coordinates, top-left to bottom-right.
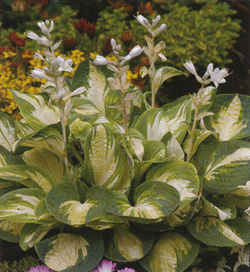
{"left": 158, "top": 23, "right": 167, "bottom": 33}
{"left": 26, "top": 31, "right": 53, "bottom": 47}
{"left": 152, "top": 15, "right": 161, "bottom": 26}
{"left": 207, "top": 63, "right": 230, "bottom": 88}
{"left": 37, "top": 20, "right": 54, "bottom": 36}
{"left": 128, "top": 45, "right": 143, "bottom": 58}
{"left": 55, "top": 56, "right": 74, "bottom": 72}
{"left": 30, "top": 68, "right": 52, "bottom": 81}
{"left": 94, "top": 55, "right": 117, "bottom": 66}
{"left": 183, "top": 60, "right": 199, "bottom": 77}
{"left": 135, "top": 14, "right": 149, "bottom": 27}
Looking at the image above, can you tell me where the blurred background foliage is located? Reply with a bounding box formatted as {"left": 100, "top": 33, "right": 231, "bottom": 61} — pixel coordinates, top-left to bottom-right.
{"left": 1, "top": 0, "right": 249, "bottom": 106}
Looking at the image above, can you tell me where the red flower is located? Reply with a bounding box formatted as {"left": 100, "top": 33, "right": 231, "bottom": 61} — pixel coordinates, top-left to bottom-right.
{"left": 63, "top": 37, "right": 78, "bottom": 49}
{"left": 8, "top": 33, "right": 26, "bottom": 48}
{"left": 73, "top": 18, "right": 96, "bottom": 36}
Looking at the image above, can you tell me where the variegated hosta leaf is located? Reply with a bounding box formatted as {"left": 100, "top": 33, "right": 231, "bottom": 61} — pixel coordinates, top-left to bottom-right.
{"left": 0, "top": 220, "right": 24, "bottom": 242}
{"left": 22, "top": 147, "right": 65, "bottom": 183}
{"left": 225, "top": 188, "right": 250, "bottom": 210}
{"left": 72, "top": 97, "right": 102, "bottom": 117}
{"left": 46, "top": 182, "right": 110, "bottom": 227}
{"left": 0, "top": 112, "right": 17, "bottom": 152}
{"left": 35, "top": 198, "right": 56, "bottom": 223}
{"left": 187, "top": 216, "right": 250, "bottom": 247}
{"left": 194, "top": 140, "right": 250, "bottom": 194}
{"left": 69, "top": 116, "right": 93, "bottom": 143}
{"left": 0, "top": 145, "right": 24, "bottom": 167}
{"left": 200, "top": 197, "right": 237, "bottom": 221}
{"left": 84, "top": 124, "right": 132, "bottom": 193}
{"left": 11, "top": 90, "right": 60, "bottom": 131}
{"left": 0, "top": 164, "right": 57, "bottom": 192}
{"left": 205, "top": 94, "right": 250, "bottom": 141}
{"left": 0, "top": 188, "right": 45, "bottom": 223}
{"left": 107, "top": 181, "right": 180, "bottom": 223}
{"left": 135, "top": 97, "right": 192, "bottom": 144}
{"left": 104, "top": 224, "right": 155, "bottom": 262}
{"left": 140, "top": 232, "right": 200, "bottom": 272}
{"left": 15, "top": 123, "right": 65, "bottom": 161}
{"left": 152, "top": 66, "right": 184, "bottom": 96}
{"left": 183, "top": 129, "right": 216, "bottom": 160}
{"left": 19, "top": 222, "right": 59, "bottom": 251}
{"left": 71, "top": 58, "right": 111, "bottom": 115}
{"left": 35, "top": 231, "right": 104, "bottom": 272}
{"left": 146, "top": 161, "right": 199, "bottom": 209}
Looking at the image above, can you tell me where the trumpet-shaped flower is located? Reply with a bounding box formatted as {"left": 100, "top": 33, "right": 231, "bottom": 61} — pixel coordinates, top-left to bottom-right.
{"left": 55, "top": 56, "right": 74, "bottom": 72}
{"left": 91, "top": 260, "right": 117, "bottom": 272}
{"left": 128, "top": 45, "right": 144, "bottom": 58}
{"left": 30, "top": 68, "right": 52, "bottom": 81}
{"left": 135, "top": 14, "right": 149, "bottom": 27}
{"left": 37, "top": 20, "right": 54, "bottom": 36}
{"left": 26, "top": 31, "right": 53, "bottom": 47}
{"left": 207, "top": 63, "right": 229, "bottom": 88}
{"left": 94, "top": 55, "right": 118, "bottom": 66}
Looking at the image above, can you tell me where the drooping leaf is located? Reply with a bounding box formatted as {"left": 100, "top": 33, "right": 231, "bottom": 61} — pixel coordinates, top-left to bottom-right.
{"left": 0, "top": 220, "right": 24, "bottom": 242}
{"left": 187, "top": 216, "right": 250, "bottom": 247}
{"left": 199, "top": 196, "right": 237, "bottom": 221}
{"left": 104, "top": 224, "right": 155, "bottom": 262}
{"left": 11, "top": 90, "right": 60, "bottom": 131}
{"left": 0, "top": 164, "right": 57, "bottom": 192}
{"left": 140, "top": 232, "right": 200, "bottom": 272}
{"left": 107, "top": 181, "right": 180, "bottom": 223}
{"left": 0, "top": 112, "right": 17, "bottom": 152}
{"left": 0, "top": 188, "right": 45, "bottom": 223}
{"left": 35, "top": 231, "right": 104, "bottom": 272}
{"left": 194, "top": 140, "right": 250, "bottom": 194}
{"left": 46, "top": 183, "right": 110, "bottom": 227}
{"left": 84, "top": 124, "right": 132, "bottom": 193}
{"left": 205, "top": 94, "right": 250, "bottom": 141}
{"left": 146, "top": 161, "right": 199, "bottom": 209}
{"left": 135, "top": 97, "right": 192, "bottom": 144}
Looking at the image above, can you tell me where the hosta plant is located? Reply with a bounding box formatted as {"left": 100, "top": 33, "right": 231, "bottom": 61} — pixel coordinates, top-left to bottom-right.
{"left": 0, "top": 15, "right": 250, "bottom": 272}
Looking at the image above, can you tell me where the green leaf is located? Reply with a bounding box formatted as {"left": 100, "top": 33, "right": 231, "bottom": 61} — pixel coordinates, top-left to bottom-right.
{"left": 0, "top": 220, "right": 24, "bottom": 242}
{"left": 21, "top": 147, "right": 65, "bottom": 183}
{"left": 104, "top": 224, "right": 155, "bottom": 262}
{"left": 84, "top": 124, "right": 132, "bottom": 193}
{"left": 46, "top": 183, "right": 109, "bottom": 226}
{"left": 11, "top": 90, "right": 60, "bottom": 130}
{"left": 0, "top": 164, "right": 57, "bottom": 192}
{"left": 71, "top": 59, "right": 110, "bottom": 115}
{"left": 0, "top": 188, "right": 45, "bottom": 223}
{"left": 200, "top": 196, "right": 237, "bottom": 221}
{"left": 187, "top": 216, "right": 250, "bottom": 247}
{"left": 135, "top": 98, "right": 192, "bottom": 144}
{"left": 152, "top": 66, "right": 184, "bottom": 96}
{"left": 205, "top": 94, "right": 250, "bottom": 140}
{"left": 107, "top": 181, "right": 180, "bottom": 223}
{"left": 194, "top": 140, "right": 250, "bottom": 194}
{"left": 0, "top": 112, "right": 17, "bottom": 152}
{"left": 146, "top": 161, "right": 199, "bottom": 208}
{"left": 35, "top": 231, "right": 104, "bottom": 272}
{"left": 140, "top": 232, "right": 200, "bottom": 272}
{"left": 19, "top": 222, "right": 58, "bottom": 251}
{"left": 15, "top": 123, "right": 65, "bottom": 161}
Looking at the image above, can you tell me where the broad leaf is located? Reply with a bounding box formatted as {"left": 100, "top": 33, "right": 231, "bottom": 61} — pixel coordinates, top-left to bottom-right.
{"left": 0, "top": 188, "right": 45, "bottom": 223}
{"left": 35, "top": 231, "right": 104, "bottom": 272}
{"left": 194, "top": 140, "right": 250, "bottom": 194}
{"left": 84, "top": 124, "right": 132, "bottom": 193}
{"left": 11, "top": 90, "right": 60, "bottom": 130}
{"left": 140, "top": 232, "right": 200, "bottom": 272}
{"left": 0, "top": 112, "right": 17, "bottom": 152}
{"left": 146, "top": 161, "right": 199, "bottom": 208}
{"left": 135, "top": 98, "right": 192, "bottom": 144}
{"left": 205, "top": 94, "right": 250, "bottom": 141}
{"left": 104, "top": 224, "right": 155, "bottom": 262}
{"left": 107, "top": 181, "right": 180, "bottom": 223}
{"left": 0, "top": 164, "right": 57, "bottom": 192}
{"left": 0, "top": 220, "right": 24, "bottom": 242}
{"left": 46, "top": 183, "right": 109, "bottom": 226}
{"left": 187, "top": 216, "right": 250, "bottom": 247}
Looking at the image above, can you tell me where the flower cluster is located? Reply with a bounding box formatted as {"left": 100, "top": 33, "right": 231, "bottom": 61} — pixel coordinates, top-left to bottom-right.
{"left": 27, "top": 264, "right": 53, "bottom": 272}
{"left": 91, "top": 260, "right": 136, "bottom": 272}
{"left": 8, "top": 32, "right": 26, "bottom": 48}
{"left": 74, "top": 18, "right": 96, "bottom": 36}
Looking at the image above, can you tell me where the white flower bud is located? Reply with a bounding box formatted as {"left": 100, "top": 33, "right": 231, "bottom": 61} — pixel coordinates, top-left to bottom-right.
{"left": 183, "top": 60, "right": 198, "bottom": 76}
{"left": 158, "top": 23, "right": 167, "bottom": 33}
{"left": 152, "top": 15, "right": 161, "bottom": 26}
{"left": 94, "top": 55, "right": 112, "bottom": 65}
{"left": 110, "top": 38, "right": 116, "bottom": 48}
{"left": 135, "top": 14, "right": 149, "bottom": 27}
{"left": 128, "top": 45, "right": 143, "bottom": 58}
{"left": 30, "top": 68, "right": 51, "bottom": 80}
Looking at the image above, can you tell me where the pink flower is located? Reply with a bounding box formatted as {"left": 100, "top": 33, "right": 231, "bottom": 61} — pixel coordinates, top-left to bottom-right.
{"left": 117, "top": 268, "right": 136, "bottom": 272}
{"left": 27, "top": 265, "right": 54, "bottom": 272}
{"left": 91, "top": 260, "right": 117, "bottom": 272}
